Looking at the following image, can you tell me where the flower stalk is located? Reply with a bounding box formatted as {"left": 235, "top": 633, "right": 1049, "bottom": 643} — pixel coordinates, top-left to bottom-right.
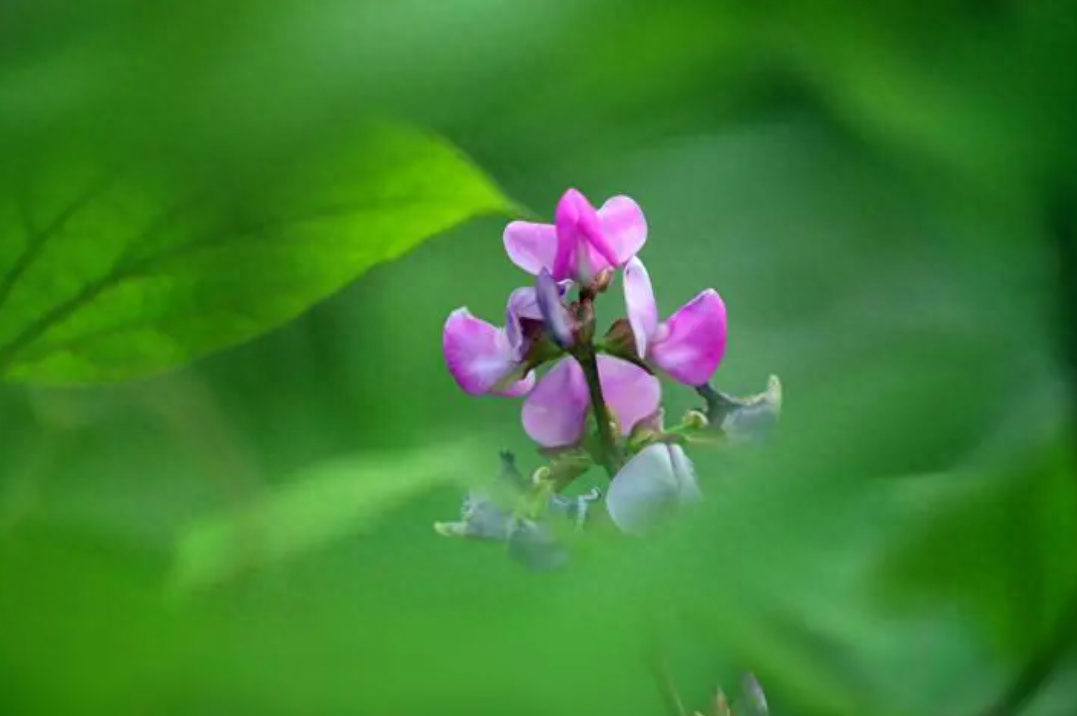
{"left": 574, "top": 338, "right": 622, "bottom": 478}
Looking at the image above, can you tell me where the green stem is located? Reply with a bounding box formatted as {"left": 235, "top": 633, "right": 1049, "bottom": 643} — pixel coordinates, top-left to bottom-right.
{"left": 574, "top": 343, "right": 621, "bottom": 478}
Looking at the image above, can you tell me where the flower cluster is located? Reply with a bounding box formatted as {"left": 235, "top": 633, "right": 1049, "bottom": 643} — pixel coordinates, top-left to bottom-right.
{"left": 438, "top": 188, "right": 780, "bottom": 560}
{"left": 443, "top": 188, "right": 727, "bottom": 448}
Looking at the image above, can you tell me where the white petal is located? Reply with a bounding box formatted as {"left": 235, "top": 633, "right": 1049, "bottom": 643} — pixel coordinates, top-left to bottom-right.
{"left": 606, "top": 444, "right": 680, "bottom": 534}
{"left": 668, "top": 444, "right": 702, "bottom": 502}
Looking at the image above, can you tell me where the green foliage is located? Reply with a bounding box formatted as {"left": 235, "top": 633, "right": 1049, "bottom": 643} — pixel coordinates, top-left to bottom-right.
{"left": 1, "top": 1, "right": 1076, "bottom": 715}
{"left": 880, "top": 433, "right": 1077, "bottom": 661}
{"left": 0, "top": 125, "right": 510, "bottom": 384}
{"left": 172, "top": 439, "right": 482, "bottom": 592}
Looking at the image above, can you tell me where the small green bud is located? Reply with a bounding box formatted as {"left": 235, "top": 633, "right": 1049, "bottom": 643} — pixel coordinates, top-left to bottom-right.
{"left": 683, "top": 409, "right": 709, "bottom": 429}
{"left": 601, "top": 318, "right": 640, "bottom": 359}
{"left": 590, "top": 266, "right": 616, "bottom": 293}
{"left": 531, "top": 465, "right": 552, "bottom": 485}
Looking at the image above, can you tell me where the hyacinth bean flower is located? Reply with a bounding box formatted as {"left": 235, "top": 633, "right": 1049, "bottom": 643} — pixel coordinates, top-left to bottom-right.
{"left": 605, "top": 442, "right": 701, "bottom": 534}
{"left": 434, "top": 452, "right": 602, "bottom": 571}
{"left": 522, "top": 354, "right": 660, "bottom": 447}
{"left": 623, "top": 257, "right": 728, "bottom": 386}
{"left": 503, "top": 188, "right": 647, "bottom": 283}
{"left": 443, "top": 284, "right": 565, "bottom": 397}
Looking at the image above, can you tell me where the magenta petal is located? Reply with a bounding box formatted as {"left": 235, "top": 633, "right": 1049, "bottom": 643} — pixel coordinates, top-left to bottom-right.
{"left": 650, "top": 289, "right": 728, "bottom": 386}
{"left": 597, "top": 195, "right": 647, "bottom": 264}
{"left": 580, "top": 241, "right": 615, "bottom": 279}
{"left": 504, "top": 221, "right": 558, "bottom": 276}
{"left": 443, "top": 308, "right": 518, "bottom": 395}
{"left": 522, "top": 358, "right": 590, "bottom": 447}
{"left": 555, "top": 188, "right": 611, "bottom": 280}
{"left": 597, "top": 355, "right": 661, "bottom": 436}
{"left": 623, "top": 257, "right": 659, "bottom": 357}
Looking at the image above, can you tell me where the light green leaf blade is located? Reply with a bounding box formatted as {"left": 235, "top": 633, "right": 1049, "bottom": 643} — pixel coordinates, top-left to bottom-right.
{"left": 0, "top": 124, "right": 511, "bottom": 384}
{"left": 171, "top": 439, "right": 480, "bottom": 593}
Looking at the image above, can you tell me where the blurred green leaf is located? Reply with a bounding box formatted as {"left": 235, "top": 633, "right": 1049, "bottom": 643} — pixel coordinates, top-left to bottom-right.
{"left": 878, "top": 432, "right": 1077, "bottom": 663}
{"left": 0, "top": 123, "right": 511, "bottom": 384}
{"left": 172, "top": 439, "right": 480, "bottom": 592}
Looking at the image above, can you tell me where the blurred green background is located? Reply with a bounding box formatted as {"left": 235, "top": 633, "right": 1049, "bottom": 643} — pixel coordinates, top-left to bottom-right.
{"left": 2, "top": 1, "right": 1077, "bottom": 714}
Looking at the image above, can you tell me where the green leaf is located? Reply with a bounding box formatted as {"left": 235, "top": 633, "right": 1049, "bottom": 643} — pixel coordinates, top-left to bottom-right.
{"left": 877, "top": 432, "right": 1077, "bottom": 662}
{"left": 171, "top": 439, "right": 480, "bottom": 593}
{"left": 0, "top": 124, "right": 511, "bottom": 384}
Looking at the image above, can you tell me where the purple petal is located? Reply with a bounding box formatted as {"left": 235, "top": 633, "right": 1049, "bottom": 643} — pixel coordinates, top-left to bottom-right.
{"left": 536, "top": 269, "right": 574, "bottom": 347}
{"left": 504, "top": 221, "right": 558, "bottom": 276}
{"left": 443, "top": 308, "right": 518, "bottom": 395}
{"left": 505, "top": 287, "right": 540, "bottom": 359}
{"left": 597, "top": 355, "right": 661, "bottom": 436}
{"left": 597, "top": 195, "right": 647, "bottom": 265}
{"left": 623, "top": 257, "right": 659, "bottom": 357}
{"left": 507, "top": 286, "right": 542, "bottom": 321}
{"left": 522, "top": 358, "right": 590, "bottom": 447}
{"left": 650, "top": 289, "right": 728, "bottom": 386}
{"left": 606, "top": 443, "right": 680, "bottom": 534}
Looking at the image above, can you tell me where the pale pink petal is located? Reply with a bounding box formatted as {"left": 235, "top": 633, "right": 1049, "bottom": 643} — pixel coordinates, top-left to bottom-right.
{"left": 443, "top": 308, "right": 518, "bottom": 396}
{"left": 597, "top": 195, "right": 647, "bottom": 265}
{"left": 578, "top": 240, "right": 614, "bottom": 281}
{"left": 492, "top": 370, "right": 536, "bottom": 398}
{"left": 521, "top": 358, "right": 590, "bottom": 447}
{"left": 649, "top": 289, "right": 728, "bottom": 386}
{"left": 597, "top": 355, "right": 661, "bottom": 436}
{"left": 623, "top": 257, "right": 659, "bottom": 357}
{"left": 504, "top": 221, "right": 558, "bottom": 276}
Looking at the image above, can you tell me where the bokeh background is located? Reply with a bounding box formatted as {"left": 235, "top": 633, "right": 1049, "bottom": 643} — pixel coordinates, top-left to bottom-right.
{"left": 2, "top": 1, "right": 1076, "bottom": 715}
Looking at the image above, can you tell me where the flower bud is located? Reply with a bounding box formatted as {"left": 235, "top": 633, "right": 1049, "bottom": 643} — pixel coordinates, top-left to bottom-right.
{"left": 683, "top": 409, "right": 709, "bottom": 429}
{"left": 602, "top": 318, "right": 640, "bottom": 359}
{"left": 531, "top": 465, "right": 552, "bottom": 485}
{"left": 591, "top": 266, "right": 616, "bottom": 293}
{"left": 536, "top": 268, "right": 574, "bottom": 347}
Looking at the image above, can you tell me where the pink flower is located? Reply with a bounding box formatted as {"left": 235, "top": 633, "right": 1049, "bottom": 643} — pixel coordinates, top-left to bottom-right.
{"left": 443, "top": 287, "right": 547, "bottom": 397}
{"left": 521, "top": 355, "right": 660, "bottom": 447}
{"left": 503, "top": 188, "right": 647, "bottom": 283}
{"left": 622, "top": 257, "right": 727, "bottom": 386}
